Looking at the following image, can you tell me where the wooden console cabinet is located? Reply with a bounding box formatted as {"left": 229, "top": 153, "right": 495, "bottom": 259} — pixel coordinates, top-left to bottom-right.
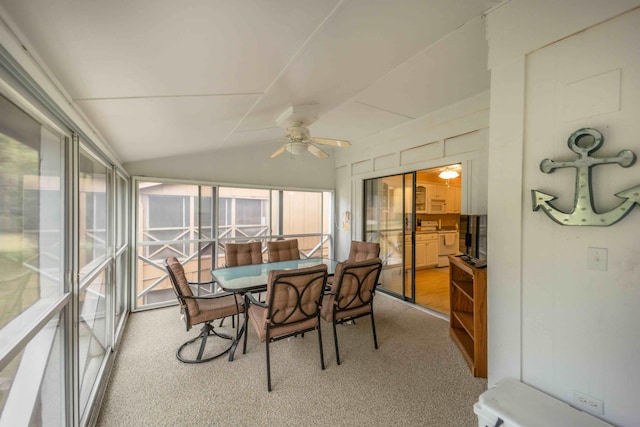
{"left": 448, "top": 255, "right": 487, "bottom": 378}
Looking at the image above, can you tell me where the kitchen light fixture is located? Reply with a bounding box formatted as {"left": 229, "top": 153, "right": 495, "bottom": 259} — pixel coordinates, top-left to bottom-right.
{"left": 438, "top": 169, "right": 459, "bottom": 179}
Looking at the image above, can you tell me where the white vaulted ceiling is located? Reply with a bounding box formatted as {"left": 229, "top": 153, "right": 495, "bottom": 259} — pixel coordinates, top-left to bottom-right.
{"left": 0, "top": 0, "right": 501, "bottom": 163}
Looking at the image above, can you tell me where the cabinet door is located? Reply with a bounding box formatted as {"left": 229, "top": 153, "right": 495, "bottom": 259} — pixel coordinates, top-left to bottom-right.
{"left": 444, "top": 186, "right": 454, "bottom": 213}
{"left": 404, "top": 242, "right": 411, "bottom": 268}
{"left": 429, "top": 184, "right": 457, "bottom": 213}
{"left": 453, "top": 187, "right": 461, "bottom": 213}
{"left": 415, "top": 242, "right": 427, "bottom": 268}
{"left": 426, "top": 241, "right": 438, "bottom": 266}
{"left": 427, "top": 184, "right": 446, "bottom": 200}
{"left": 415, "top": 185, "right": 427, "bottom": 212}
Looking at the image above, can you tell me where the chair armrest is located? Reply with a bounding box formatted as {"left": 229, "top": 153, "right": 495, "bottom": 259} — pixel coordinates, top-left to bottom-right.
{"left": 245, "top": 292, "right": 267, "bottom": 308}
{"left": 182, "top": 293, "right": 237, "bottom": 301}
{"left": 187, "top": 279, "right": 216, "bottom": 286}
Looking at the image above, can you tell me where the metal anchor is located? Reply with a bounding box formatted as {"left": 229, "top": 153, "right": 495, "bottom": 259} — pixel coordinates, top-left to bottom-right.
{"left": 532, "top": 128, "right": 640, "bottom": 226}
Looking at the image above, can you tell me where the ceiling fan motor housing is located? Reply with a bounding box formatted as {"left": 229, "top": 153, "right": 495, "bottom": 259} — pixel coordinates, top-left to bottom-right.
{"left": 286, "top": 125, "right": 310, "bottom": 142}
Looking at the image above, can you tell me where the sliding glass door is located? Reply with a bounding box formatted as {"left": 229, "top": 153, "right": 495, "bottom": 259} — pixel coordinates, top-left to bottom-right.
{"left": 364, "top": 173, "right": 415, "bottom": 301}
{"left": 0, "top": 88, "right": 130, "bottom": 425}
{"left": 0, "top": 96, "right": 68, "bottom": 426}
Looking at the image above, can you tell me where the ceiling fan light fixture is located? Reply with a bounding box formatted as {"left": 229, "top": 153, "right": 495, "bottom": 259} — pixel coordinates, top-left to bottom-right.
{"left": 270, "top": 109, "right": 350, "bottom": 159}
{"left": 438, "top": 169, "right": 459, "bottom": 180}
{"left": 285, "top": 142, "right": 307, "bottom": 156}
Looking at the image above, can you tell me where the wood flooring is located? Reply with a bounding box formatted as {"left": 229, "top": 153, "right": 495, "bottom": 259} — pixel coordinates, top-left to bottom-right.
{"left": 409, "top": 267, "right": 450, "bottom": 315}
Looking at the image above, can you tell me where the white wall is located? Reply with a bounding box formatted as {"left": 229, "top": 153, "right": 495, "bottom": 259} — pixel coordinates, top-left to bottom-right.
{"left": 333, "top": 91, "right": 490, "bottom": 260}
{"left": 124, "top": 141, "right": 334, "bottom": 189}
{"left": 486, "top": 1, "right": 640, "bottom": 425}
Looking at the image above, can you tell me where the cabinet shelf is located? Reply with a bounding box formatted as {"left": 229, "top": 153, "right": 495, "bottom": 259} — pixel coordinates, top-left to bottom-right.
{"left": 449, "top": 327, "right": 474, "bottom": 368}
{"left": 452, "top": 310, "right": 474, "bottom": 337}
{"left": 451, "top": 279, "right": 474, "bottom": 301}
{"left": 448, "top": 255, "right": 487, "bottom": 378}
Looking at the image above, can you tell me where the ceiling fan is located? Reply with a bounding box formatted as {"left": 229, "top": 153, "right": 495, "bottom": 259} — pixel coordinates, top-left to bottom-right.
{"left": 270, "top": 122, "right": 351, "bottom": 159}
{"left": 270, "top": 104, "right": 350, "bottom": 159}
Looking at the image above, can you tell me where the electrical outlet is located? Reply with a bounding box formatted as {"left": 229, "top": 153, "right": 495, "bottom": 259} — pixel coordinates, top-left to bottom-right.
{"left": 574, "top": 391, "right": 604, "bottom": 415}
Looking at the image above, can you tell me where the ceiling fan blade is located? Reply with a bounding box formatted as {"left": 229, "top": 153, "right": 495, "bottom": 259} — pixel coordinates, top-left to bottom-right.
{"left": 311, "top": 137, "right": 351, "bottom": 147}
{"left": 307, "top": 144, "right": 329, "bottom": 159}
{"left": 270, "top": 144, "right": 287, "bottom": 158}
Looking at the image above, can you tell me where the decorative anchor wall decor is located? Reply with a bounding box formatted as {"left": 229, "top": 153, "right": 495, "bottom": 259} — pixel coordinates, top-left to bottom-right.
{"left": 532, "top": 128, "right": 640, "bottom": 226}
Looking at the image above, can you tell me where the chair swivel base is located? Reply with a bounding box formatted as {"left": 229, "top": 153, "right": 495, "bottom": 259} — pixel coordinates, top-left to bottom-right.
{"left": 177, "top": 322, "right": 234, "bottom": 364}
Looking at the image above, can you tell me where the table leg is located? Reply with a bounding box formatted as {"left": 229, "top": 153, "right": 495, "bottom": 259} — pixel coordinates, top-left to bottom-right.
{"left": 228, "top": 292, "right": 246, "bottom": 362}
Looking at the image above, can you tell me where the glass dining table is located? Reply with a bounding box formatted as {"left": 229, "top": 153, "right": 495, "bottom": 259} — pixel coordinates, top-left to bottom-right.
{"left": 211, "top": 258, "right": 339, "bottom": 361}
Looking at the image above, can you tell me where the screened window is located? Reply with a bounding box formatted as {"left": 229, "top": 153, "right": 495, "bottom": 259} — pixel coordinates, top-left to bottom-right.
{"left": 136, "top": 182, "right": 214, "bottom": 308}
{"left": 236, "top": 199, "right": 266, "bottom": 225}
{"left": 135, "top": 182, "right": 333, "bottom": 309}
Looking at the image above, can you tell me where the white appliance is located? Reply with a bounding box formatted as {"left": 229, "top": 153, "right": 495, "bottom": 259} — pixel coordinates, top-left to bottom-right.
{"left": 437, "top": 230, "right": 459, "bottom": 267}
{"left": 427, "top": 199, "right": 446, "bottom": 213}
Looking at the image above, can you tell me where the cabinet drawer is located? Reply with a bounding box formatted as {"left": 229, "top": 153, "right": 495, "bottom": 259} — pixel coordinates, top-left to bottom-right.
{"left": 416, "top": 233, "right": 438, "bottom": 242}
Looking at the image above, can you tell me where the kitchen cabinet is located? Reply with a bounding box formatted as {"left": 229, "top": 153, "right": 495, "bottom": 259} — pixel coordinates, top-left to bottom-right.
{"left": 413, "top": 181, "right": 461, "bottom": 214}
{"left": 425, "top": 183, "right": 461, "bottom": 214}
{"left": 452, "top": 186, "right": 461, "bottom": 213}
{"left": 415, "top": 239, "right": 427, "bottom": 268}
{"left": 426, "top": 239, "right": 438, "bottom": 267}
{"left": 415, "top": 233, "right": 438, "bottom": 269}
{"left": 423, "top": 184, "right": 445, "bottom": 214}
{"left": 404, "top": 236, "right": 411, "bottom": 269}
{"left": 415, "top": 185, "right": 426, "bottom": 212}
{"left": 427, "top": 183, "right": 448, "bottom": 200}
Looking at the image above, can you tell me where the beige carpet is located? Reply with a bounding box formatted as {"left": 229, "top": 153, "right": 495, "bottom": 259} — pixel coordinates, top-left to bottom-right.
{"left": 96, "top": 294, "right": 486, "bottom": 426}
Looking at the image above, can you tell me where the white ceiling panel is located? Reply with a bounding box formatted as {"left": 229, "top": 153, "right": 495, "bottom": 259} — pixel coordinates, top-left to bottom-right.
{"left": 1, "top": 0, "right": 341, "bottom": 98}
{"left": 232, "top": 91, "right": 293, "bottom": 133}
{"left": 76, "top": 94, "right": 260, "bottom": 162}
{"left": 309, "top": 101, "right": 412, "bottom": 142}
{"left": 223, "top": 126, "right": 284, "bottom": 149}
{"left": 270, "top": 0, "right": 492, "bottom": 107}
{"left": 355, "top": 17, "right": 491, "bottom": 118}
{"left": 0, "top": 0, "right": 498, "bottom": 164}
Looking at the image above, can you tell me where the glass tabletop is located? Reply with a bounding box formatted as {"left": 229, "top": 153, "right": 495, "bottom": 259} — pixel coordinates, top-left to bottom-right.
{"left": 212, "top": 258, "right": 339, "bottom": 293}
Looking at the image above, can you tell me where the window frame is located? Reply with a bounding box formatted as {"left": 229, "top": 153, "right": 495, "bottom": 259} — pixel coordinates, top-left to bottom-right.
{"left": 132, "top": 177, "right": 334, "bottom": 312}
